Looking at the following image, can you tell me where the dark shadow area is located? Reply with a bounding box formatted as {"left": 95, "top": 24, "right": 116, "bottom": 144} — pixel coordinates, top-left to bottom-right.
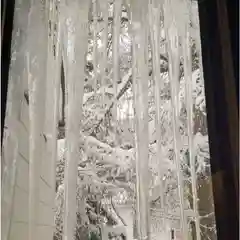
{"left": 1, "top": 0, "right": 15, "bottom": 146}
{"left": 198, "top": 0, "right": 239, "bottom": 239}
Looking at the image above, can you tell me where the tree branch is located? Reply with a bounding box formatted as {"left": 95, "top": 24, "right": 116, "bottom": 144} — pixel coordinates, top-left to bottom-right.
{"left": 89, "top": 54, "right": 169, "bottom": 136}
{"left": 90, "top": 68, "right": 133, "bottom": 136}
{"left": 110, "top": 196, "right": 127, "bottom": 226}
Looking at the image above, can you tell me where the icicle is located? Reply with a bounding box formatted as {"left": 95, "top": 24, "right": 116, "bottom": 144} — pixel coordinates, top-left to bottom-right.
{"left": 45, "top": 0, "right": 62, "bottom": 235}
{"left": 62, "top": 1, "right": 90, "bottom": 240}
{"left": 1, "top": 131, "right": 18, "bottom": 240}
{"left": 112, "top": 0, "right": 122, "bottom": 137}
{"left": 92, "top": 0, "right": 98, "bottom": 92}
{"left": 27, "top": 1, "right": 49, "bottom": 239}
{"left": 60, "top": 0, "right": 69, "bottom": 102}
{"left": 148, "top": 0, "right": 166, "bottom": 234}
{"left": 190, "top": 2, "right": 205, "bottom": 95}
{"left": 163, "top": 0, "right": 188, "bottom": 239}
{"left": 126, "top": 91, "right": 132, "bottom": 126}
{"left": 61, "top": 26, "right": 69, "bottom": 123}
{"left": 181, "top": 1, "right": 201, "bottom": 239}
{"left": 99, "top": 0, "right": 109, "bottom": 106}
{"left": 131, "top": 1, "right": 150, "bottom": 239}
{"left": 132, "top": 40, "right": 142, "bottom": 240}
{"left": 1, "top": 0, "right": 28, "bottom": 238}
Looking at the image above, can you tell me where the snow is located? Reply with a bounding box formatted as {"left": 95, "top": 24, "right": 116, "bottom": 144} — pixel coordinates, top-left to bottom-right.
{"left": 57, "top": 138, "right": 66, "bottom": 161}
